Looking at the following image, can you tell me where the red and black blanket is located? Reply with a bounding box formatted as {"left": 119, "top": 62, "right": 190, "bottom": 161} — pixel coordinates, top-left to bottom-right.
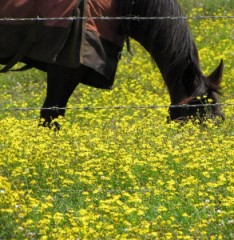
{"left": 0, "top": 0, "right": 125, "bottom": 88}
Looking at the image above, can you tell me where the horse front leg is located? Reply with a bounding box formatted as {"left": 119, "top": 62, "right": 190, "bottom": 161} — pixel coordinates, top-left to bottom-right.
{"left": 40, "top": 64, "right": 82, "bottom": 128}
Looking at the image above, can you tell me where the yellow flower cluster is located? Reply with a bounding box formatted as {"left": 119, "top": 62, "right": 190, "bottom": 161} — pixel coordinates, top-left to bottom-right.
{"left": 0, "top": 117, "right": 233, "bottom": 239}
{"left": 0, "top": 9, "right": 233, "bottom": 240}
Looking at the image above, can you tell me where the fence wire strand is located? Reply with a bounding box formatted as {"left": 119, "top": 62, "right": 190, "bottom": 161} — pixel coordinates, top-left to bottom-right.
{"left": 34, "top": 188, "right": 155, "bottom": 194}
{"left": 0, "top": 15, "right": 234, "bottom": 22}
{"left": 0, "top": 103, "right": 234, "bottom": 113}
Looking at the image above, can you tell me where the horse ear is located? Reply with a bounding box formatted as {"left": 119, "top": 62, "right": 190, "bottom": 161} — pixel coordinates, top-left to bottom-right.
{"left": 208, "top": 60, "right": 224, "bottom": 86}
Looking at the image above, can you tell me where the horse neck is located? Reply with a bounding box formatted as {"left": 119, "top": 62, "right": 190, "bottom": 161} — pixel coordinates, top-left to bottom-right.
{"left": 123, "top": 0, "right": 203, "bottom": 104}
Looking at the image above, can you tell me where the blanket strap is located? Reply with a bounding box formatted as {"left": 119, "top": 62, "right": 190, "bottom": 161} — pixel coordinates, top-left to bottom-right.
{"left": 126, "top": 36, "right": 133, "bottom": 56}
{"left": 125, "top": 0, "right": 135, "bottom": 56}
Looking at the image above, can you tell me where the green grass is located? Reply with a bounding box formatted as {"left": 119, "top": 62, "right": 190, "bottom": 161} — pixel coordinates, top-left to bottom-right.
{"left": 0, "top": 6, "right": 234, "bottom": 240}
{"left": 179, "top": 0, "right": 234, "bottom": 13}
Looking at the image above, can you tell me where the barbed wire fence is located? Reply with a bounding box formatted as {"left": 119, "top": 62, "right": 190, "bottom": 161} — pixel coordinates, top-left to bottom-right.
{"left": 0, "top": 15, "right": 234, "bottom": 22}
{"left": 0, "top": 103, "right": 234, "bottom": 113}
{"left": 0, "top": 14, "right": 233, "bottom": 115}
{"left": 0, "top": 14, "right": 234, "bottom": 196}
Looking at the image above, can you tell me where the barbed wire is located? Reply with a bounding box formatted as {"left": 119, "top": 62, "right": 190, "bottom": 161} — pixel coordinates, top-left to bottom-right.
{"left": 0, "top": 103, "right": 233, "bottom": 112}
{"left": 34, "top": 188, "right": 155, "bottom": 194}
{"left": 0, "top": 15, "right": 233, "bottom": 22}
{"left": 0, "top": 15, "right": 233, "bottom": 113}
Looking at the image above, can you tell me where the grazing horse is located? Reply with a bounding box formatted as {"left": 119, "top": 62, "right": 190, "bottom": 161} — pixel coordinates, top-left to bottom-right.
{"left": 0, "top": 0, "right": 224, "bottom": 126}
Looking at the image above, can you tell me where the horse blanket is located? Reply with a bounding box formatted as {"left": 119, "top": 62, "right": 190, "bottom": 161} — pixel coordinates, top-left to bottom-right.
{"left": 0, "top": 0, "right": 125, "bottom": 89}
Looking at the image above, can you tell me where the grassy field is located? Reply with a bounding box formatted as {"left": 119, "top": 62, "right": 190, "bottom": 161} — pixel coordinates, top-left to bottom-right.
{"left": 179, "top": 0, "right": 234, "bottom": 13}
{"left": 0, "top": 3, "right": 234, "bottom": 240}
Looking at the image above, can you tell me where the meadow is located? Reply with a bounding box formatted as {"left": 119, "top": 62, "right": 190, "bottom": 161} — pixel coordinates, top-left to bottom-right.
{"left": 0, "top": 3, "right": 234, "bottom": 240}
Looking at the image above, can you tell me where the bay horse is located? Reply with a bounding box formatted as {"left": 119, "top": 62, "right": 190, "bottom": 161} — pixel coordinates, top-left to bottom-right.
{"left": 0, "top": 0, "right": 224, "bottom": 126}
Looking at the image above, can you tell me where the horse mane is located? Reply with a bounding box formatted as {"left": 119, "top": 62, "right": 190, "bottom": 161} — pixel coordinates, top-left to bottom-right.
{"left": 118, "top": 0, "right": 224, "bottom": 120}
{"left": 118, "top": 0, "right": 196, "bottom": 70}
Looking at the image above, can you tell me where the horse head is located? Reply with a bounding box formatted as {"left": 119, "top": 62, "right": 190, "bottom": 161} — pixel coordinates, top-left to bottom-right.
{"left": 169, "top": 60, "right": 225, "bottom": 122}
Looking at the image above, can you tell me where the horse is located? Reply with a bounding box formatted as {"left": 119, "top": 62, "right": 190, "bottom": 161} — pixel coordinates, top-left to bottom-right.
{"left": 0, "top": 0, "right": 224, "bottom": 127}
